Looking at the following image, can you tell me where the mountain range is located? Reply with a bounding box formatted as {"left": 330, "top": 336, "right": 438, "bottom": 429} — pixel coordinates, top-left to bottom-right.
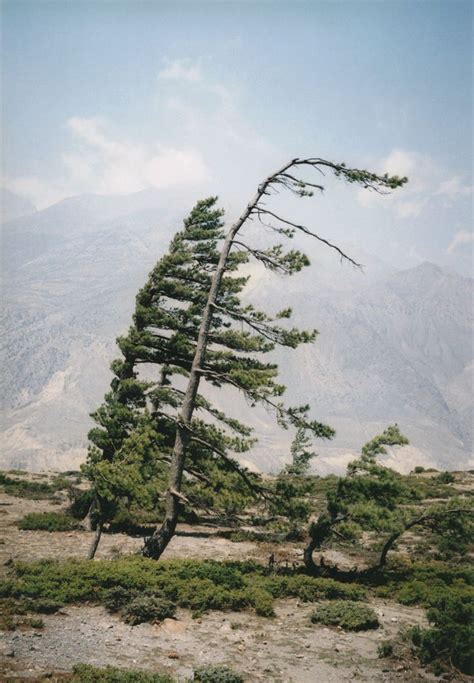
{"left": 1, "top": 190, "right": 472, "bottom": 474}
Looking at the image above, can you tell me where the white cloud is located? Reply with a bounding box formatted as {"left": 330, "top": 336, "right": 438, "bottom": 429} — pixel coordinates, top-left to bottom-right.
{"left": 382, "top": 149, "right": 417, "bottom": 179}
{"left": 447, "top": 230, "right": 474, "bottom": 254}
{"left": 2, "top": 117, "right": 210, "bottom": 208}
{"left": 64, "top": 116, "right": 209, "bottom": 195}
{"left": 158, "top": 57, "right": 203, "bottom": 83}
{"left": 2, "top": 61, "right": 274, "bottom": 211}
{"left": 357, "top": 148, "right": 472, "bottom": 220}
{"left": 436, "top": 175, "right": 472, "bottom": 200}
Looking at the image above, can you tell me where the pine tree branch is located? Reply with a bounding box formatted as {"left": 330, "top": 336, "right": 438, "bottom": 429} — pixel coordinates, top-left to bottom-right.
{"left": 377, "top": 507, "right": 471, "bottom": 568}
{"left": 189, "top": 433, "right": 272, "bottom": 499}
{"left": 152, "top": 409, "right": 268, "bottom": 497}
{"left": 210, "top": 302, "right": 293, "bottom": 345}
{"left": 198, "top": 367, "right": 330, "bottom": 437}
{"left": 231, "top": 240, "right": 291, "bottom": 273}
{"left": 253, "top": 208, "right": 361, "bottom": 267}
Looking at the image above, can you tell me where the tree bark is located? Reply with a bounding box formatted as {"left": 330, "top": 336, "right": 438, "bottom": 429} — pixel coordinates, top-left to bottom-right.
{"left": 303, "top": 515, "right": 333, "bottom": 575}
{"left": 376, "top": 508, "right": 468, "bottom": 569}
{"left": 143, "top": 161, "right": 296, "bottom": 559}
{"left": 87, "top": 521, "right": 102, "bottom": 560}
{"left": 377, "top": 531, "right": 401, "bottom": 569}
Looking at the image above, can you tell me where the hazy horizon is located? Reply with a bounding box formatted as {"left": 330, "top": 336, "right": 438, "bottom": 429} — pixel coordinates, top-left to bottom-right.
{"left": 2, "top": 0, "right": 473, "bottom": 277}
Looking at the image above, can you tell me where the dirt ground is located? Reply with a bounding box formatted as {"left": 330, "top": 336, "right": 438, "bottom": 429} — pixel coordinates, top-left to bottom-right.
{"left": 0, "top": 480, "right": 445, "bottom": 682}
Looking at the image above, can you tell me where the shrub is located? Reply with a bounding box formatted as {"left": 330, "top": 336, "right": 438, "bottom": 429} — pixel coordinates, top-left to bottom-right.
{"left": 0, "top": 473, "right": 64, "bottom": 500}
{"left": 29, "top": 617, "right": 44, "bottom": 628}
{"left": 377, "top": 641, "right": 393, "bottom": 658}
{"left": 311, "top": 601, "right": 379, "bottom": 631}
{"left": 0, "top": 613, "right": 16, "bottom": 631}
{"left": 123, "top": 595, "right": 176, "bottom": 625}
{"left": 413, "top": 466, "right": 425, "bottom": 474}
{"left": 435, "top": 471, "right": 455, "bottom": 485}
{"left": 193, "top": 666, "right": 244, "bottom": 683}
{"left": 103, "top": 586, "right": 138, "bottom": 613}
{"left": 28, "top": 598, "right": 63, "bottom": 614}
{"left": 71, "top": 664, "right": 174, "bottom": 682}
{"left": 17, "top": 511, "right": 79, "bottom": 532}
{"left": 6, "top": 557, "right": 369, "bottom": 621}
{"left": 251, "top": 589, "right": 275, "bottom": 617}
{"left": 410, "top": 594, "right": 473, "bottom": 675}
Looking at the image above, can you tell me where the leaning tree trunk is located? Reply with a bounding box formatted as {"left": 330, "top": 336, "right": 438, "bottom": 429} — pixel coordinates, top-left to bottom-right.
{"left": 143, "top": 162, "right": 296, "bottom": 559}
{"left": 303, "top": 515, "right": 333, "bottom": 575}
{"left": 84, "top": 495, "right": 102, "bottom": 559}
{"left": 87, "top": 521, "right": 103, "bottom": 560}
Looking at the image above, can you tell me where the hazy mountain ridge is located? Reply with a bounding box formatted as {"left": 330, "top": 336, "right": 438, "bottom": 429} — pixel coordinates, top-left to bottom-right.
{"left": 0, "top": 189, "right": 37, "bottom": 224}
{"left": 1, "top": 192, "right": 472, "bottom": 472}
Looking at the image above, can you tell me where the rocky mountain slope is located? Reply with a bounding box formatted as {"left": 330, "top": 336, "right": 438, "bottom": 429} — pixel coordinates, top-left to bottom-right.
{"left": 1, "top": 191, "right": 472, "bottom": 472}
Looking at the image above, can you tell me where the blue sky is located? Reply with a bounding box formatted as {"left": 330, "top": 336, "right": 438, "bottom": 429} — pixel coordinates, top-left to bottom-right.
{"left": 2, "top": 0, "right": 472, "bottom": 273}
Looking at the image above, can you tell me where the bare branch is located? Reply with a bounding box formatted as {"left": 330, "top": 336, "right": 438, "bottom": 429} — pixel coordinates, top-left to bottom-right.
{"left": 253, "top": 208, "right": 362, "bottom": 268}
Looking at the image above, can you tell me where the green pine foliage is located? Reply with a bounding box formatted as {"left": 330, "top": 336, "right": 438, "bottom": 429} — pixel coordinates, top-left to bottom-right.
{"left": 71, "top": 664, "right": 174, "bottom": 683}
{"left": 193, "top": 666, "right": 244, "bottom": 683}
{"left": 3, "top": 557, "right": 367, "bottom": 621}
{"left": 311, "top": 600, "right": 379, "bottom": 631}
{"left": 305, "top": 425, "right": 473, "bottom": 569}
{"left": 17, "top": 511, "right": 79, "bottom": 532}
{"left": 84, "top": 197, "right": 332, "bottom": 537}
{"left": 410, "top": 594, "right": 473, "bottom": 675}
{"left": 284, "top": 427, "right": 316, "bottom": 476}
{"left": 0, "top": 472, "right": 71, "bottom": 500}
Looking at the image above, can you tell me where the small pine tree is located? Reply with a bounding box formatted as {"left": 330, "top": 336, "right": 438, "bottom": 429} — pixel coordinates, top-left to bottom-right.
{"left": 304, "top": 425, "right": 473, "bottom": 573}
{"left": 285, "top": 427, "right": 316, "bottom": 476}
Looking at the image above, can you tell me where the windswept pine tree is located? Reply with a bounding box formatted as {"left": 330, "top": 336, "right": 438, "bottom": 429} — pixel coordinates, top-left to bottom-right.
{"left": 84, "top": 197, "right": 324, "bottom": 557}
{"left": 85, "top": 157, "right": 408, "bottom": 559}
{"left": 303, "top": 425, "right": 473, "bottom": 573}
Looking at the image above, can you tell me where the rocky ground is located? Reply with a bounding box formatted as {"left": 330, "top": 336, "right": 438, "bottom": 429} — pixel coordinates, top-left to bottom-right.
{"left": 0, "top": 474, "right": 449, "bottom": 682}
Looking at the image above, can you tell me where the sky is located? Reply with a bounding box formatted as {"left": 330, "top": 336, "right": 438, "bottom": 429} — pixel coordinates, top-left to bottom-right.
{"left": 1, "top": 0, "right": 473, "bottom": 275}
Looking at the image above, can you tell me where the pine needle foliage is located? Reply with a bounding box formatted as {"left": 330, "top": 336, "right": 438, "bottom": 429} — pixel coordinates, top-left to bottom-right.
{"left": 83, "top": 197, "right": 328, "bottom": 548}
{"left": 304, "top": 425, "right": 473, "bottom": 572}
{"left": 84, "top": 157, "right": 408, "bottom": 558}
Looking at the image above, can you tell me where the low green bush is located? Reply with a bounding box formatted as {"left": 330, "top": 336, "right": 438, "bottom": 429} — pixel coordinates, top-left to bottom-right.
{"left": 70, "top": 664, "right": 245, "bottom": 683}
{"left": 28, "top": 598, "right": 63, "bottom": 614}
{"left": 29, "top": 617, "right": 44, "bottom": 629}
{"left": 410, "top": 593, "right": 473, "bottom": 675}
{"left": 0, "top": 472, "right": 68, "bottom": 500}
{"left": 5, "top": 557, "right": 367, "bottom": 621}
{"left": 193, "top": 665, "right": 244, "bottom": 683}
{"left": 123, "top": 595, "right": 176, "bottom": 625}
{"left": 377, "top": 641, "right": 393, "bottom": 658}
{"left": 71, "top": 664, "right": 174, "bottom": 682}
{"left": 17, "top": 511, "right": 79, "bottom": 532}
{"left": 103, "top": 586, "right": 138, "bottom": 613}
{"left": 434, "top": 471, "right": 455, "bottom": 485}
{"left": 311, "top": 600, "right": 379, "bottom": 631}
{"left": 250, "top": 589, "right": 275, "bottom": 617}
